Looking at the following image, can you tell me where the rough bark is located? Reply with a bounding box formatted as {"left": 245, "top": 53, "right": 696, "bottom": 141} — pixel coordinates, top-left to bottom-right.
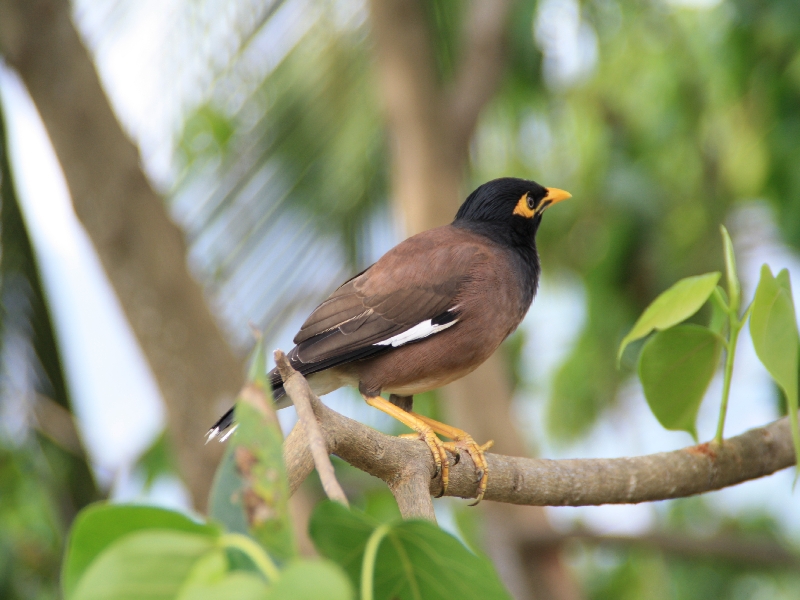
{"left": 0, "top": 0, "right": 243, "bottom": 509}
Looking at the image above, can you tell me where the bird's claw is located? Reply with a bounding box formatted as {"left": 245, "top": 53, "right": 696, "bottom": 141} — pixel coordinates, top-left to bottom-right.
{"left": 399, "top": 430, "right": 450, "bottom": 492}
{"left": 474, "top": 468, "right": 485, "bottom": 484}
{"left": 443, "top": 437, "right": 493, "bottom": 506}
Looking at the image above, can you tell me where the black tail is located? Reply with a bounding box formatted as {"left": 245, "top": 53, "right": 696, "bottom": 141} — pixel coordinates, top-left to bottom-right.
{"left": 206, "top": 341, "right": 390, "bottom": 442}
{"left": 205, "top": 370, "right": 286, "bottom": 442}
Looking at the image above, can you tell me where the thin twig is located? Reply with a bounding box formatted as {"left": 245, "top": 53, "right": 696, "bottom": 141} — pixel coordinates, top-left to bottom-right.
{"left": 275, "top": 350, "right": 349, "bottom": 507}
{"left": 280, "top": 377, "right": 437, "bottom": 521}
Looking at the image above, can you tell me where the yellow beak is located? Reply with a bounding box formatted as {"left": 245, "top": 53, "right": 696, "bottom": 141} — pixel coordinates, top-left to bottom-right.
{"left": 543, "top": 187, "right": 572, "bottom": 205}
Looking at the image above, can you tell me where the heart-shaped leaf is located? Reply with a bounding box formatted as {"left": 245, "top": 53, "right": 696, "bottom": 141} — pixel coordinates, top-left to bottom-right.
{"left": 69, "top": 530, "right": 217, "bottom": 600}
{"left": 638, "top": 324, "right": 722, "bottom": 440}
{"left": 309, "top": 501, "right": 511, "bottom": 600}
{"left": 62, "top": 504, "right": 221, "bottom": 599}
{"left": 618, "top": 272, "right": 721, "bottom": 364}
{"left": 750, "top": 265, "right": 800, "bottom": 472}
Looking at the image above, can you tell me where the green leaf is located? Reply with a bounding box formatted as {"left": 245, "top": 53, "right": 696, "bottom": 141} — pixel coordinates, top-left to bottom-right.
{"left": 750, "top": 265, "right": 800, "bottom": 472}
{"left": 618, "top": 272, "right": 721, "bottom": 364}
{"left": 309, "top": 501, "right": 511, "bottom": 600}
{"left": 264, "top": 560, "right": 354, "bottom": 600}
{"left": 208, "top": 386, "right": 296, "bottom": 562}
{"left": 62, "top": 503, "right": 221, "bottom": 599}
{"left": 638, "top": 325, "right": 722, "bottom": 440}
{"left": 69, "top": 530, "right": 216, "bottom": 600}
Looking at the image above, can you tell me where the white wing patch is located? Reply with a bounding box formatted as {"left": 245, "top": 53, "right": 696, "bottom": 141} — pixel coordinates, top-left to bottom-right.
{"left": 374, "top": 317, "right": 458, "bottom": 348}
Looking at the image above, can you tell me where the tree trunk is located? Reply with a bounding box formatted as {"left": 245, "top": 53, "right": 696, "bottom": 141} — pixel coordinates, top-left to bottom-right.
{"left": 0, "top": 0, "right": 243, "bottom": 510}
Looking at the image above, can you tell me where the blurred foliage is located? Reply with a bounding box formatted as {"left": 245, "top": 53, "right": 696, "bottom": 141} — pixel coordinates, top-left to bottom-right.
{"left": 466, "top": 0, "right": 800, "bottom": 441}
{"left": 1, "top": 441, "right": 62, "bottom": 600}
{"left": 424, "top": 0, "right": 468, "bottom": 83}
{"left": 3, "top": 0, "right": 800, "bottom": 598}
{"left": 577, "top": 498, "right": 800, "bottom": 600}
{"left": 173, "top": 5, "right": 387, "bottom": 345}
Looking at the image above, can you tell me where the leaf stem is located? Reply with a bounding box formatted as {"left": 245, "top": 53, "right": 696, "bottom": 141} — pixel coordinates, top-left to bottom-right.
{"left": 715, "top": 227, "right": 745, "bottom": 447}
{"left": 715, "top": 315, "right": 742, "bottom": 446}
{"left": 220, "top": 533, "right": 281, "bottom": 583}
{"left": 361, "top": 524, "right": 391, "bottom": 600}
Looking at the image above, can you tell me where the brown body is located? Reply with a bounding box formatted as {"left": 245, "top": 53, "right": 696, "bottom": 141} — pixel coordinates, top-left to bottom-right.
{"left": 298, "top": 225, "right": 532, "bottom": 399}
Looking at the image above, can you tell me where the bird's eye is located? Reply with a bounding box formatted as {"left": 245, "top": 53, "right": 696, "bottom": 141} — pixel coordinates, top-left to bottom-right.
{"left": 526, "top": 194, "right": 536, "bottom": 210}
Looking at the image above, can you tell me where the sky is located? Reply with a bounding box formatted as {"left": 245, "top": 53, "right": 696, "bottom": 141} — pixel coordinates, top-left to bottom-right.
{"left": 1, "top": 0, "right": 798, "bottom": 539}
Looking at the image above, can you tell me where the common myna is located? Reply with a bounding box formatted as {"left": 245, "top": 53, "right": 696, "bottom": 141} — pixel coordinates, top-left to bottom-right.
{"left": 208, "top": 177, "right": 570, "bottom": 503}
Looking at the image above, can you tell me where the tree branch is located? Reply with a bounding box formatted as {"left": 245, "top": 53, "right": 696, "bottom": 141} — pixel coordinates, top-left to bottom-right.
{"left": 281, "top": 370, "right": 797, "bottom": 510}
{"left": 275, "top": 350, "right": 349, "bottom": 507}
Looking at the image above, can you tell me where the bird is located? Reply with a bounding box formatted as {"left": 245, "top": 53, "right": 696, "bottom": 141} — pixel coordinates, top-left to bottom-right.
{"left": 207, "top": 177, "right": 571, "bottom": 504}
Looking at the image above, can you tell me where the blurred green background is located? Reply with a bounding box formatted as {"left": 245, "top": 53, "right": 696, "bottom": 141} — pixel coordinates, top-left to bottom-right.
{"left": 2, "top": 0, "right": 800, "bottom": 598}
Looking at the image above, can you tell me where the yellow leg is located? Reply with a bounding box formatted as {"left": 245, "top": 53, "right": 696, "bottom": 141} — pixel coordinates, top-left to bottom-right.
{"left": 362, "top": 395, "right": 451, "bottom": 494}
{"left": 409, "top": 412, "right": 493, "bottom": 505}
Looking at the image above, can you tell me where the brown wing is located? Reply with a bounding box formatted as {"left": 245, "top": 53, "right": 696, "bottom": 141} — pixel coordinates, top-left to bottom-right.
{"left": 288, "top": 226, "right": 487, "bottom": 369}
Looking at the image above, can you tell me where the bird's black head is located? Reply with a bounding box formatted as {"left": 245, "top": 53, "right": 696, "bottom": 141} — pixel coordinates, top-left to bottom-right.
{"left": 453, "top": 177, "right": 571, "bottom": 248}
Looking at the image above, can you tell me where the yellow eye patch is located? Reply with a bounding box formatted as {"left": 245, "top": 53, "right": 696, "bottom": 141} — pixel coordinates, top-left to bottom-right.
{"left": 513, "top": 187, "right": 572, "bottom": 218}
{"left": 513, "top": 193, "right": 535, "bottom": 218}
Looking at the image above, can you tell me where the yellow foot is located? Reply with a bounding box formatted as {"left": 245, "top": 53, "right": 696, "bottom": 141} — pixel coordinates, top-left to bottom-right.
{"left": 442, "top": 438, "right": 493, "bottom": 505}
{"left": 410, "top": 412, "right": 493, "bottom": 505}
{"left": 364, "top": 396, "right": 451, "bottom": 494}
